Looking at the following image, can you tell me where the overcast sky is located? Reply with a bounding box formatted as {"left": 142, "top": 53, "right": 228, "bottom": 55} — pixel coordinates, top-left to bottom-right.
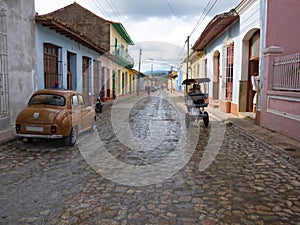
{"left": 35, "top": 0, "right": 241, "bottom": 72}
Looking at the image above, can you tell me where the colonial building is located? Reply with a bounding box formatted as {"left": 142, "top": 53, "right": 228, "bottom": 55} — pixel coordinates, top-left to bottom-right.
{"left": 0, "top": 0, "right": 37, "bottom": 138}
{"left": 187, "top": 0, "right": 300, "bottom": 141}
{"left": 43, "top": 3, "right": 134, "bottom": 100}
{"left": 35, "top": 14, "right": 106, "bottom": 104}
{"left": 258, "top": 0, "right": 300, "bottom": 141}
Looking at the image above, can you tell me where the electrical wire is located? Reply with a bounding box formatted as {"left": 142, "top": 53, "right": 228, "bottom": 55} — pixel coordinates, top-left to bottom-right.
{"left": 90, "top": 0, "right": 112, "bottom": 20}
{"left": 166, "top": 0, "right": 186, "bottom": 27}
{"left": 104, "top": 0, "right": 123, "bottom": 22}
{"left": 189, "top": 0, "right": 218, "bottom": 37}
{"left": 166, "top": 0, "right": 177, "bottom": 18}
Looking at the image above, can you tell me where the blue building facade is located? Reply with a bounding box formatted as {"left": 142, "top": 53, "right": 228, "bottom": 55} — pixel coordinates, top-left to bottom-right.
{"left": 35, "top": 17, "right": 104, "bottom": 104}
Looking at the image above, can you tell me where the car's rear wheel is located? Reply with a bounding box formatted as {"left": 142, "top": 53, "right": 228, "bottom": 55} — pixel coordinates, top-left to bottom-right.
{"left": 65, "top": 127, "right": 76, "bottom": 146}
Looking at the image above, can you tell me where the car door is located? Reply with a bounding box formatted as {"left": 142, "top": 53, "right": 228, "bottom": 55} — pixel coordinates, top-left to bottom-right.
{"left": 71, "top": 94, "right": 82, "bottom": 133}
{"left": 77, "top": 94, "right": 92, "bottom": 131}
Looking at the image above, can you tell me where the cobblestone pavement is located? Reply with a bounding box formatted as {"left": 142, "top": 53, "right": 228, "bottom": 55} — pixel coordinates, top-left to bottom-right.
{"left": 0, "top": 91, "right": 299, "bottom": 225}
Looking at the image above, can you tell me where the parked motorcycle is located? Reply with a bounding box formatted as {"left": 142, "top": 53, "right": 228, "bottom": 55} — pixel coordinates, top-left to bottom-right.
{"left": 95, "top": 96, "right": 104, "bottom": 113}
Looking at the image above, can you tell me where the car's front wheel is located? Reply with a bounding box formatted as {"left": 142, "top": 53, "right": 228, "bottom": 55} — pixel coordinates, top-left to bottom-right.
{"left": 20, "top": 137, "right": 33, "bottom": 143}
{"left": 203, "top": 111, "right": 209, "bottom": 127}
{"left": 65, "top": 127, "right": 76, "bottom": 146}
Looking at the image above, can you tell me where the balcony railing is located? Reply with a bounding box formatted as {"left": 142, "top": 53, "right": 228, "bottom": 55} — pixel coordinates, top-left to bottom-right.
{"left": 112, "top": 46, "right": 134, "bottom": 69}
{"left": 273, "top": 52, "right": 300, "bottom": 92}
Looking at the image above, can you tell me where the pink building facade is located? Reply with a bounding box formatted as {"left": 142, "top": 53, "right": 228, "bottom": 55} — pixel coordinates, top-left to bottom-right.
{"left": 258, "top": 0, "right": 300, "bottom": 141}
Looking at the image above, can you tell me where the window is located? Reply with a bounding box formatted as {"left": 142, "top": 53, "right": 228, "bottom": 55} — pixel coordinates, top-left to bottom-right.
{"left": 0, "top": 6, "right": 9, "bottom": 118}
{"left": 43, "top": 44, "right": 63, "bottom": 88}
{"left": 101, "top": 67, "right": 106, "bottom": 97}
{"left": 222, "top": 42, "right": 234, "bottom": 101}
{"left": 114, "top": 38, "right": 118, "bottom": 55}
{"left": 78, "top": 94, "right": 85, "bottom": 105}
{"left": 72, "top": 95, "right": 79, "bottom": 107}
{"left": 93, "top": 60, "right": 101, "bottom": 96}
{"left": 204, "top": 59, "right": 208, "bottom": 78}
{"left": 82, "top": 56, "right": 91, "bottom": 103}
{"left": 29, "top": 94, "right": 65, "bottom": 106}
{"left": 250, "top": 31, "right": 260, "bottom": 60}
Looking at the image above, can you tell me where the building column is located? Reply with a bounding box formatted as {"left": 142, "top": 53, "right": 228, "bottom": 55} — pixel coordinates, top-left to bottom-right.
{"left": 257, "top": 46, "right": 284, "bottom": 123}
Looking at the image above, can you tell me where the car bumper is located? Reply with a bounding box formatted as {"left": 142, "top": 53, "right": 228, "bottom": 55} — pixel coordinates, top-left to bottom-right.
{"left": 16, "top": 134, "right": 63, "bottom": 139}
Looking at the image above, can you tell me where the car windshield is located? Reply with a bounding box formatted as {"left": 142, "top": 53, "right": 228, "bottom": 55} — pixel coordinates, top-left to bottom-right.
{"left": 28, "top": 94, "right": 66, "bottom": 106}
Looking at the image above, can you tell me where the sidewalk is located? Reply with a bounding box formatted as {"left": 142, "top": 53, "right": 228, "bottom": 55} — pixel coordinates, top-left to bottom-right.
{"left": 0, "top": 127, "right": 15, "bottom": 145}
{"left": 168, "top": 91, "right": 300, "bottom": 165}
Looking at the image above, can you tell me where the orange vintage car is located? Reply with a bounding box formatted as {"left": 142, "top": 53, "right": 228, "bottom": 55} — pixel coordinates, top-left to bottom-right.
{"left": 15, "top": 89, "right": 96, "bottom": 145}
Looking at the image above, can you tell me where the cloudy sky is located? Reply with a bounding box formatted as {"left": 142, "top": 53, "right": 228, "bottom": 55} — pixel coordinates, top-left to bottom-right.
{"left": 35, "top": 0, "right": 241, "bottom": 71}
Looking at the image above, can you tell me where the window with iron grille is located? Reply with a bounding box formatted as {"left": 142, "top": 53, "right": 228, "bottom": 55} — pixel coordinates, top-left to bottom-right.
{"left": 0, "top": 6, "right": 9, "bottom": 118}
{"left": 101, "top": 67, "right": 106, "bottom": 98}
{"left": 204, "top": 59, "right": 208, "bottom": 78}
{"left": 222, "top": 42, "right": 234, "bottom": 101}
{"left": 82, "top": 56, "right": 91, "bottom": 103}
{"left": 43, "top": 43, "right": 63, "bottom": 88}
{"left": 93, "top": 60, "right": 101, "bottom": 96}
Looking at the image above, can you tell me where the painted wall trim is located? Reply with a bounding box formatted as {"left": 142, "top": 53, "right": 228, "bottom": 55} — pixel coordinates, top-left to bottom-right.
{"left": 266, "top": 95, "right": 300, "bottom": 121}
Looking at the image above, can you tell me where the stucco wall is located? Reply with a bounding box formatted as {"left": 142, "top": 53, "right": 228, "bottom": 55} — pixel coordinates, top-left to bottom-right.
{"left": 0, "top": 0, "right": 37, "bottom": 126}
{"left": 110, "top": 25, "right": 129, "bottom": 53}
{"left": 266, "top": 0, "right": 300, "bottom": 55}
{"left": 258, "top": 0, "right": 300, "bottom": 141}
{"left": 205, "top": 22, "right": 239, "bottom": 104}
{"left": 203, "top": 0, "right": 262, "bottom": 114}
{"left": 36, "top": 24, "right": 101, "bottom": 94}
{"left": 238, "top": 0, "right": 261, "bottom": 80}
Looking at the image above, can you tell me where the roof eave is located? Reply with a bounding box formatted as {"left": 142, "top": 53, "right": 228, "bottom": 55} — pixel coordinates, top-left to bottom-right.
{"left": 192, "top": 13, "right": 239, "bottom": 51}
{"left": 35, "top": 15, "right": 106, "bottom": 55}
{"left": 112, "top": 23, "right": 134, "bottom": 45}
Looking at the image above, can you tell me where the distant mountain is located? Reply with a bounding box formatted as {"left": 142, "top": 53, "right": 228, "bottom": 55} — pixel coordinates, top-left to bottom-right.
{"left": 143, "top": 70, "right": 169, "bottom": 83}
{"left": 143, "top": 70, "right": 169, "bottom": 76}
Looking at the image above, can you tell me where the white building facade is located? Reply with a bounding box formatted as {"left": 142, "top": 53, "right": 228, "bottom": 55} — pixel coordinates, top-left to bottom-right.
{"left": 192, "top": 0, "right": 262, "bottom": 115}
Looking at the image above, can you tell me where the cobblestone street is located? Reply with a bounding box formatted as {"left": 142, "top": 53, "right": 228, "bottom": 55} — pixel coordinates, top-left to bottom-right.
{"left": 0, "top": 91, "right": 299, "bottom": 225}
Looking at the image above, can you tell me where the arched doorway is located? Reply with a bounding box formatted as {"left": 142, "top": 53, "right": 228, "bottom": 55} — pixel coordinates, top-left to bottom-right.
{"left": 247, "top": 31, "right": 260, "bottom": 112}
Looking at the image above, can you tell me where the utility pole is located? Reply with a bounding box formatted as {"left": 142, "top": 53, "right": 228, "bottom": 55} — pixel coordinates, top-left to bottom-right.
{"left": 170, "top": 66, "right": 173, "bottom": 93}
{"left": 150, "top": 62, "right": 153, "bottom": 93}
{"left": 137, "top": 48, "right": 142, "bottom": 95}
{"left": 185, "top": 36, "right": 190, "bottom": 94}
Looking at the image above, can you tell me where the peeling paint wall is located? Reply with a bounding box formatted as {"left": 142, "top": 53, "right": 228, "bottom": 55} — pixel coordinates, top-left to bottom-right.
{"left": 0, "top": 0, "right": 37, "bottom": 129}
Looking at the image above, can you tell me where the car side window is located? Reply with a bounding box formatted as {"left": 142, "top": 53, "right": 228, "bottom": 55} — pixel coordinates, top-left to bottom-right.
{"left": 72, "top": 95, "right": 79, "bottom": 107}
{"left": 78, "top": 94, "right": 85, "bottom": 106}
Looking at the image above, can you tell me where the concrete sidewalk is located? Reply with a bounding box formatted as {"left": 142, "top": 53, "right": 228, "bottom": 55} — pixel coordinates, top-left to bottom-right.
{"left": 168, "top": 91, "right": 300, "bottom": 165}
{"left": 0, "top": 127, "right": 15, "bottom": 145}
